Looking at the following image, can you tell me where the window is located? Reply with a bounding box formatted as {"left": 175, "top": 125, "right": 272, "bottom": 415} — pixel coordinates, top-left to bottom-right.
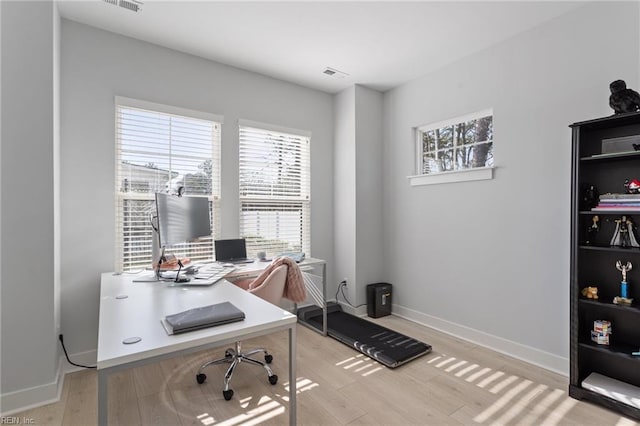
{"left": 115, "top": 97, "right": 222, "bottom": 271}
{"left": 411, "top": 109, "right": 494, "bottom": 185}
{"left": 238, "top": 120, "right": 311, "bottom": 258}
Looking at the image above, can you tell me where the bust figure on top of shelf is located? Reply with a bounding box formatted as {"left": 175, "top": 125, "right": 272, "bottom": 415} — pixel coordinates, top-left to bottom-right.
{"left": 609, "top": 80, "right": 640, "bottom": 114}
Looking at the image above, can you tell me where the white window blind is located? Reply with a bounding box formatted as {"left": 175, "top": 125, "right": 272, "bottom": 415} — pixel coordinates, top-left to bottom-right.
{"left": 115, "top": 97, "right": 222, "bottom": 271}
{"left": 239, "top": 121, "right": 311, "bottom": 258}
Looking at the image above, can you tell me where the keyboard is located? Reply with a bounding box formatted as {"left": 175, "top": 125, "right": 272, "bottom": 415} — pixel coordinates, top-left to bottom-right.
{"left": 189, "top": 264, "right": 236, "bottom": 285}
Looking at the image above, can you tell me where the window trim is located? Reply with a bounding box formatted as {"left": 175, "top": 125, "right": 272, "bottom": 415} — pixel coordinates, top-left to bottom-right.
{"left": 410, "top": 108, "right": 494, "bottom": 186}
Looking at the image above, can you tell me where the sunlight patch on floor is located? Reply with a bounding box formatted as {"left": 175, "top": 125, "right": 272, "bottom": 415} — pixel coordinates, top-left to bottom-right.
{"left": 215, "top": 396, "right": 283, "bottom": 426}
{"left": 335, "top": 354, "right": 383, "bottom": 377}
{"left": 473, "top": 379, "right": 532, "bottom": 423}
{"left": 427, "top": 353, "right": 636, "bottom": 426}
{"left": 489, "top": 375, "right": 519, "bottom": 394}
{"left": 477, "top": 371, "right": 504, "bottom": 389}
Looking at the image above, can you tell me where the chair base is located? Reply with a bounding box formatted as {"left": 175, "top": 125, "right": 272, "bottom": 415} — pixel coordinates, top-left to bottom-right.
{"left": 195, "top": 341, "right": 278, "bottom": 400}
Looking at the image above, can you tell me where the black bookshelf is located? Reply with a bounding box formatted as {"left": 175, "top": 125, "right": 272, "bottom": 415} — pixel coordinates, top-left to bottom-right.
{"left": 570, "top": 112, "right": 640, "bottom": 420}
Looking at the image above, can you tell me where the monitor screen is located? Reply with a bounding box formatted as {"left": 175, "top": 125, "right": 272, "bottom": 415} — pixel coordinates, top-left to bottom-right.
{"left": 155, "top": 193, "right": 211, "bottom": 248}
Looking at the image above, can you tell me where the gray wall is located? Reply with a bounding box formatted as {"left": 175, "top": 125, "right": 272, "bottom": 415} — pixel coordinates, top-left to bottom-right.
{"left": 382, "top": 1, "right": 639, "bottom": 371}
{"left": 1, "top": 0, "right": 61, "bottom": 410}
{"left": 333, "top": 87, "right": 357, "bottom": 301}
{"left": 333, "top": 85, "right": 384, "bottom": 308}
{"left": 60, "top": 20, "right": 334, "bottom": 360}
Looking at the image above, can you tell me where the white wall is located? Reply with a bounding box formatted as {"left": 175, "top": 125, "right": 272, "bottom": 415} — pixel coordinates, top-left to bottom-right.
{"left": 383, "top": 2, "right": 639, "bottom": 373}
{"left": 333, "top": 87, "right": 357, "bottom": 302}
{"left": 60, "top": 20, "right": 334, "bottom": 360}
{"left": 1, "top": 0, "right": 61, "bottom": 413}
{"left": 333, "top": 85, "right": 385, "bottom": 308}
{"left": 354, "top": 86, "right": 384, "bottom": 305}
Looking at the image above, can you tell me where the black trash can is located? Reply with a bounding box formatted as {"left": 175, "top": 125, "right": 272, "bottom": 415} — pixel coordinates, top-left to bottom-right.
{"left": 367, "top": 283, "right": 392, "bottom": 318}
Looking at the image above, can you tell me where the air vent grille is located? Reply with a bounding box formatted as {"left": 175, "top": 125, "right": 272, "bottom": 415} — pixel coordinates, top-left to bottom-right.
{"left": 102, "top": 0, "right": 143, "bottom": 13}
{"left": 322, "top": 67, "right": 349, "bottom": 79}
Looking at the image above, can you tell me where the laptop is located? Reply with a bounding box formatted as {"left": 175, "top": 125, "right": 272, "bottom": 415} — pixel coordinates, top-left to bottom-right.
{"left": 161, "top": 301, "right": 245, "bottom": 335}
{"left": 214, "top": 238, "right": 255, "bottom": 264}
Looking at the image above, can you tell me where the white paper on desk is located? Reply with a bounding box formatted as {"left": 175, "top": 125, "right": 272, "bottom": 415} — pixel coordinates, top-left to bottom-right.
{"left": 161, "top": 301, "right": 245, "bottom": 335}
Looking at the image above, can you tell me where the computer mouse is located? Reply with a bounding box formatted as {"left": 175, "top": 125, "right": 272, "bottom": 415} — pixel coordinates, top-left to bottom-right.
{"left": 175, "top": 277, "right": 191, "bottom": 283}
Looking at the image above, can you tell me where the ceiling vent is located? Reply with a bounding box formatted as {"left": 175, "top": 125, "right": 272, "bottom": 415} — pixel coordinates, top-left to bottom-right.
{"left": 102, "top": 0, "right": 143, "bottom": 13}
{"left": 322, "top": 67, "right": 349, "bottom": 79}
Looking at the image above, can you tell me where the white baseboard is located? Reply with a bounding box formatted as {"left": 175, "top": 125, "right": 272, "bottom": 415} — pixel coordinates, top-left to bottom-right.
{"left": 391, "top": 304, "right": 569, "bottom": 376}
{"left": 0, "top": 357, "right": 65, "bottom": 416}
{"left": 336, "top": 300, "right": 367, "bottom": 316}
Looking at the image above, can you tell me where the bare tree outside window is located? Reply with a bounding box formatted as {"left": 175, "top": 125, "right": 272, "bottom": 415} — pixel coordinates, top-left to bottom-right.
{"left": 419, "top": 112, "right": 493, "bottom": 175}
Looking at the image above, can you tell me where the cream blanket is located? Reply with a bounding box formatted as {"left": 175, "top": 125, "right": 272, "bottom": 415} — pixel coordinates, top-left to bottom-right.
{"left": 249, "top": 256, "right": 307, "bottom": 303}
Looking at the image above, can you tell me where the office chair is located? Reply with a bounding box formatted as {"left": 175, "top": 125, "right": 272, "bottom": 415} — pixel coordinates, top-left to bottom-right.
{"left": 195, "top": 264, "right": 288, "bottom": 401}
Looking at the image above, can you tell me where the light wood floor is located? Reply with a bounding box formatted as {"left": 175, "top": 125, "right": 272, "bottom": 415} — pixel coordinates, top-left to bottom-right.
{"left": 13, "top": 315, "right": 639, "bottom": 425}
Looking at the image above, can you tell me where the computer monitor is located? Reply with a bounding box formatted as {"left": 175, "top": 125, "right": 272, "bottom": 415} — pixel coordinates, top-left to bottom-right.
{"left": 155, "top": 192, "right": 211, "bottom": 249}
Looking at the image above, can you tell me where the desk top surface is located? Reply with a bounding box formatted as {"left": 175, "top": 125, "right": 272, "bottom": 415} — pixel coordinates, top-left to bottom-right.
{"left": 224, "top": 256, "right": 325, "bottom": 278}
{"left": 97, "top": 272, "right": 297, "bottom": 369}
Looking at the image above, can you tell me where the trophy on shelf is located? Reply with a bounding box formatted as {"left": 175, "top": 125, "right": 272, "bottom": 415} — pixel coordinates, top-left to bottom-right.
{"left": 614, "top": 260, "right": 634, "bottom": 306}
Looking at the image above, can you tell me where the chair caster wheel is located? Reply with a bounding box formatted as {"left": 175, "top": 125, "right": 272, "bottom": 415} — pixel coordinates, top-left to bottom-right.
{"left": 269, "top": 375, "right": 278, "bottom": 385}
{"left": 223, "top": 389, "right": 234, "bottom": 400}
{"left": 265, "top": 354, "right": 273, "bottom": 364}
{"left": 225, "top": 350, "right": 233, "bottom": 358}
{"left": 196, "top": 373, "right": 206, "bottom": 384}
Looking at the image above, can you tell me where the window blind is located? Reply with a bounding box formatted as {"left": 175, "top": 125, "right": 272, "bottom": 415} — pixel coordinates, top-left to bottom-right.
{"left": 115, "top": 98, "right": 221, "bottom": 271}
{"left": 238, "top": 122, "right": 311, "bottom": 258}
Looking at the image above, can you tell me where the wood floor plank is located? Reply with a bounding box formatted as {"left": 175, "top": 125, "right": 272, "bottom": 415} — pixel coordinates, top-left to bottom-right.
{"left": 137, "top": 391, "right": 180, "bottom": 426}
{"left": 107, "top": 370, "right": 142, "bottom": 426}
{"left": 8, "top": 317, "right": 640, "bottom": 426}
{"left": 61, "top": 370, "right": 97, "bottom": 426}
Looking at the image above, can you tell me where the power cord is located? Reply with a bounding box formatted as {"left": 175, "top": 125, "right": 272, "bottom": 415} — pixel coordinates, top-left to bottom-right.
{"left": 335, "top": 280, "right": 366, "bottom": 308}
{"left": 59, "top": 334, "right": 96, "bottom": 369}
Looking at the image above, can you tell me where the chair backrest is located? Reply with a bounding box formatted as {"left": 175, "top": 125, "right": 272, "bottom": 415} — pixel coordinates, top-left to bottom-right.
{"left": 248, "top": 264, "right": 288, "bottom": 305}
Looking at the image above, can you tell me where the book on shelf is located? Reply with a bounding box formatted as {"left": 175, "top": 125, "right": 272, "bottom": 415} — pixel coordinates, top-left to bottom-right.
{"left": 592, "top": 206, "right": 640, "bottom": 211}
{"left": 597, "top": 202, "right": 640, "bottom": 207}
{"left": 600, "top": 193, "right": 640, "bottom": 200}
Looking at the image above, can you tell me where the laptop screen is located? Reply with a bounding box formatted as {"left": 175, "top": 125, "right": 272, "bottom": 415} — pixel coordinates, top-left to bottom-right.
{"left": 214, "top": 239, "right": 247, "bottom": 262}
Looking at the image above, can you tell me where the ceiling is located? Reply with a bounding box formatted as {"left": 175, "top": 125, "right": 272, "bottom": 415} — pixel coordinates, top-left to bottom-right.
{"left": 56, "top": 1, "right": 587, "bottom": 94}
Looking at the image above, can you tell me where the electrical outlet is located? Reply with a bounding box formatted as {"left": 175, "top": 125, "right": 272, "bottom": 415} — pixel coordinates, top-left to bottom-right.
{"left": 343, "top": 278, "right": 348, "bottom": 287}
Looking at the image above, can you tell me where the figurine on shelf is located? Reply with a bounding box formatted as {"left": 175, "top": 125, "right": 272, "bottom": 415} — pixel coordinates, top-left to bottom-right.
{"left": 609, "top": 80, "right": 640, "bottom": 114}
{"left": 585, "top": 215, "right": 600, "bottom": 245}
{"left": 624, "top": 178, "right": 640, "bottom": 194}
{"left": 610, "top": 215, "right": 640, "bottom": 247}
{"left": 581, "top": 286, "right": 599, "bottom": 299}
{"left": 582, "top": 184, "right": 599, "bottom": 209}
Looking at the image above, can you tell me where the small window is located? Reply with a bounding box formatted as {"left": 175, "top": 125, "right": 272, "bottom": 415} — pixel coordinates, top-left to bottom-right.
{"left": 411, "top": 109, "right": 494, "bottom": 185}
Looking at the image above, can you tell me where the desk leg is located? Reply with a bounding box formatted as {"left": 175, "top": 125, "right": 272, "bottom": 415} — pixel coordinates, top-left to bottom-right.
{"left": 98, "top": 369, "right": 108, "bottom": 426}
{"left": 289, "top": 326, "right": 297, "bottom": 425}
{"left": 322, "top": 263, "right": 327, "bottom": 336}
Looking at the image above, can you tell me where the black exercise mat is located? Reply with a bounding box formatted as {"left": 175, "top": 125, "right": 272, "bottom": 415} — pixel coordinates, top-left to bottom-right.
{"left": 299, "top": 307, "right": 431, "bottom": 368}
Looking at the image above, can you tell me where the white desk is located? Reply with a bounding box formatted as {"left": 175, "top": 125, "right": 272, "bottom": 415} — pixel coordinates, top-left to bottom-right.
{"left": 97, "top": 272, "right": 298, "bottom": 425}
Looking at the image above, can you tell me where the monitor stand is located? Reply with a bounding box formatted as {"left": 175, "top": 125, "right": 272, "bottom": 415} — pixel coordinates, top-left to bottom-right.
{"left": 133, "top": 233, "right": 164, "bottom": 282}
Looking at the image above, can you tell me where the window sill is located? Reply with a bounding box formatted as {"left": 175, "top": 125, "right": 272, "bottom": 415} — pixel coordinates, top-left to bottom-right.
{"left": 407, "top": 166, "right": 494, "bottom": 186}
